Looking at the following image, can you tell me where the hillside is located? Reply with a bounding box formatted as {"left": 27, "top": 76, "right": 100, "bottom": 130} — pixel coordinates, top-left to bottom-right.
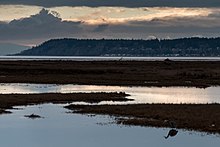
{"left": 15, "top": 38, "right": 220, "bottom": 56}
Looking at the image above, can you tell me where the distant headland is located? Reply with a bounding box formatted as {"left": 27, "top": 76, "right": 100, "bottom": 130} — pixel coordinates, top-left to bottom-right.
{"left": 14, "top": 37, "right": 220, "bottom": 57}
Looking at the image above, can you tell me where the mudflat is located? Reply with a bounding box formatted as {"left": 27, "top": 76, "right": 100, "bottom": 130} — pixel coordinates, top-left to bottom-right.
{"left": 0, "top": 92, "right": 130, "bottom": 114}
{"left": 1, "top": 60, "right": 220, "bottom": 134}
{"left": 66, "top": 104, "right": 220, "bottom": 134}
{"left": 0, "top": 60, "right": 220, "bottom": 87}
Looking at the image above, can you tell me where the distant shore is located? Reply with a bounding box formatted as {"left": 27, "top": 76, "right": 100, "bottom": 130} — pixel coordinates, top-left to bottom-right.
{"left": 1, "top": 56, "right": 220, "bottom": 61}
{"left": 0, "top": 60, "right": 220, "bottom": 87}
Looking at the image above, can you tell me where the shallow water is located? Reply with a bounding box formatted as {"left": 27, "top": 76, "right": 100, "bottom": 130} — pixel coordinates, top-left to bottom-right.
{"left": 0, "top": 83, "right": 220, "bottom": 104}
{"left": 0, "top": 104, "right": 219, "bottom": 147}
{"left": 1, "top": 56, "right": 220, "bottom": 61}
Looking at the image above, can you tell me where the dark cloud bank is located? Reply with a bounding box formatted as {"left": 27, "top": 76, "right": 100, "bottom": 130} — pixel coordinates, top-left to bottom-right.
{"left": 1, "top": 9, "right": 220, "bottom": 44}
{"left": 0, "top": 9, "right": 83, "bottom": 43}
{"left": 0, "top": 0, "right": 220, "bottom": 7}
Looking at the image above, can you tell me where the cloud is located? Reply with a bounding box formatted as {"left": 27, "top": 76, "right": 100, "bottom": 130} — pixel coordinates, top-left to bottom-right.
{"left": 1, "top": 8, "right": 220, "bottom": 45}
{"left": 0, "top": 5, "right": 213, "bottom": 24}
{"left": 0, "top": 0, "right": 220, "bottom": 8}
{"left": 93, "top": 24, "right": 109, "bottom": 32}
{"left": 92, "top": 14, "right": 220, "bottom": 39}
{"left": 208, "top": 10, "right": 220, "bottom": 18}
{"left": 0, "top": 9, "right": 83, "bottom": 44}
{"left": 127, "top": 12, "right": 220, "bottom": 37}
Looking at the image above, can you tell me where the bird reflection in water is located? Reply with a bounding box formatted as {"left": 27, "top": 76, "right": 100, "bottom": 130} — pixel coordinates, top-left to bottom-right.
{"left": 164, "top": 121, "right": 178, "bottom": 139}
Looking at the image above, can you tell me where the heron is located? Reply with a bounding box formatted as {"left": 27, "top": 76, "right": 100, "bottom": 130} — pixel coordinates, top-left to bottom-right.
{"left": 164, "top": 129, "right": 178, "bottom": 139}
{"left": 164, "top": 121, "right": 178, "bottom": 139}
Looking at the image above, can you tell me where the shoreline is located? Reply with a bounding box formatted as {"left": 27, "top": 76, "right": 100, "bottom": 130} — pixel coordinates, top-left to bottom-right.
{"left": 65, "top": 104, "right": 220, "bottom": 134}
{"left": 1, "top": 60, "right": 220, "bottom": 134}
{"left": 0, "top": 60, "right": 220, "bottom": 87}
{"left": 1, "top": 56, "right": 220, "bottom": 62}
{"left": 0, "top": 90, "right": 220, "bottom": 134}
{"left": 0, "top": 92, "right": 130, "bottom": 114}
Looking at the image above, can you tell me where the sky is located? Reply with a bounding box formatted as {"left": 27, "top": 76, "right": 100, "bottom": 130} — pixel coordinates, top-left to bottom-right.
{"left": 0, "top": 0, "right": 220, "bottom": 46}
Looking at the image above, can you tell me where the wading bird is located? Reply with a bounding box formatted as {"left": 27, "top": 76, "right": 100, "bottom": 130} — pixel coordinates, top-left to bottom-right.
{"left": 164, "top": 121, "right": 178, "bottom": 139}
{"left": 164, "top": 129, "right": 178, "bottom": 139}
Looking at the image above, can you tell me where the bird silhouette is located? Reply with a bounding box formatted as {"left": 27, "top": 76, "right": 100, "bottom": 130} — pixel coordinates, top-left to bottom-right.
{"left": 164, "top": 121, "right": 178, "bottom": 139}
{"left": 164, "top": 129, "right": 178, "bottom": 139}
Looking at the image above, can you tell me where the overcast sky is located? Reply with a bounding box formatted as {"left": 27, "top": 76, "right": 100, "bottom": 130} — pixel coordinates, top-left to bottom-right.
{"left": 1, "top": 0, "right": 220, "bottom": 7}
{"left": 0, "top": 1, "right": 220, "bottom": 45}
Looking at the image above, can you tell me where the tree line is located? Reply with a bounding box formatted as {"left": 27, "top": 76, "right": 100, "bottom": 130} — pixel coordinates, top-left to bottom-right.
{"left": 16, "top": 37, "right": 220, "bottom": 56}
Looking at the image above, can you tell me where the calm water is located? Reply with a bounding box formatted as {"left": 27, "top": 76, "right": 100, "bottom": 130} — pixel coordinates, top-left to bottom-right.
{"left": 0, "top": 104, "right": 219, "bottom": 147}
{"left": 1, "top": 56, "right": 220, "bottom": 61}
{"left": 0, "top": 83, "right": 220, "bottom": 104}
{"left": 1, "top": 56, "right": 220, "bottom": 146}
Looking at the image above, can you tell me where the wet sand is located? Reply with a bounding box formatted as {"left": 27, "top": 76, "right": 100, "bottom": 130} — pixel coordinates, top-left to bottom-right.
{"left": 0, "top": 92, "right": 130, "bottom": 113}
{"left": 65, "top": 104, "right": 220, "bottom": 134}
{"left": 0, "top": 60, "right": 220, "bottom": 87}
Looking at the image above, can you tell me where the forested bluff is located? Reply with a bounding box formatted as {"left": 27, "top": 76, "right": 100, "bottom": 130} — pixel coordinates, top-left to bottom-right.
{"left": 16, "top": 38, "right": 220, "bottom": 56}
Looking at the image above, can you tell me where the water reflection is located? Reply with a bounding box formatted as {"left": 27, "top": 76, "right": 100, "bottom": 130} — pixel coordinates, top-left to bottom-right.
{"left": 0, "top": 104, "right": 219, "bottom": 147}
{"left": 0, "top": 83, "right": 220, "bottom": 104}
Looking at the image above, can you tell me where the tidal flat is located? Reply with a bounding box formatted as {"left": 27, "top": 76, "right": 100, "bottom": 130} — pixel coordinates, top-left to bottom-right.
{"left": 65, "top": 103, "right": 220, "bottom": 134}
{"left": 0, "top": 92, "right": 130, "bottom": 114}
{"left": 0, "top": 60, "right": 220, "bottom": 134}
{"left": 0, "top": 60, "right": 220, "bottom": 87}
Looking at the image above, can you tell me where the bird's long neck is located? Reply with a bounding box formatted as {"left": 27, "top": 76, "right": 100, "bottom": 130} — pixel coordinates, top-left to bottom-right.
{"left": 164, "top": 134, "right": 170, "bottom": 139}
